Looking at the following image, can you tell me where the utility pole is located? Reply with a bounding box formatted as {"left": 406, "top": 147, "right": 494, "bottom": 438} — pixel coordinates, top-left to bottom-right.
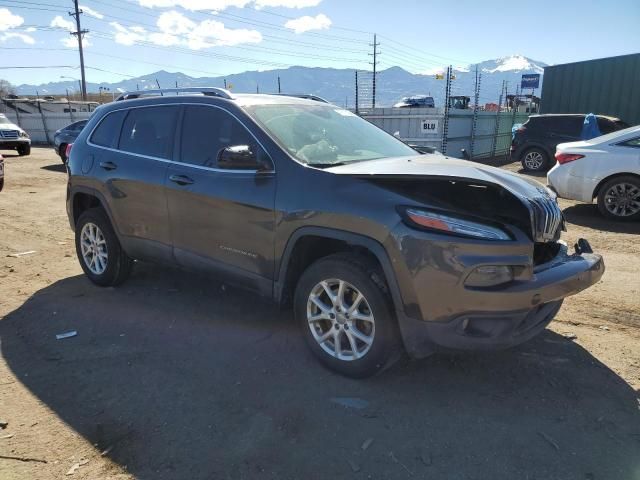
{"left": 223, "top": 79, "right": 227, "bottom": 89}
{"left": 355, "top": 70, "right": 359, "bottom": 114}
{"left": 69, "top": 0, "right": 88, "bottom": 101}
{"left": 441, "top": 65, "right": 453, "bottom": 155}
{"left": 368, "top": 34, "right": 380, "bottom": 109}
{"left": 470, "top": 65, "right": 481, "bottom": 159}
{"left": 277, "top": 76, "right": 281, "bottom": 93}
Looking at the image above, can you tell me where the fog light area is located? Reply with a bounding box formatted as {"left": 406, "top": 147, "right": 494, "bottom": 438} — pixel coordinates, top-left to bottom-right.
{"left": 465, "top": 265, "right": 514, "bottom": 287}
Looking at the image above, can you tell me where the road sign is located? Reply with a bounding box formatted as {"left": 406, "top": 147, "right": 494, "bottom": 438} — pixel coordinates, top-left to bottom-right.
{"left": 422, "top": 118, "right": 439, "bottom": 134}
{"left": 521, "top": 74, "right": 540, "bottom": 89}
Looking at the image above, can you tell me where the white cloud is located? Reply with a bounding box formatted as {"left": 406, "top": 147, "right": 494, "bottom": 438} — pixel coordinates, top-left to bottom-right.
{"left": 284, "top": 13, "right": 331, "bottom": 33}
{"left": 111, "top": 22, "right": 147, "bottom": 46}
{"left": 137, "top": 0, "right": 320, "bottom": 11}
{"left": 61, "top": 33, "right": 92, "bottom": 48}
{"left": 51, "top": 15, "right": 75, "bottom": 31}
{"left": 0, "top": 8, "right": 34, "bottom": 44}
{"left": 79, "top": 5, "right": 105, "bottom": 19}
{"left": 139, "top": 0, "right": 250, "bottom": 11}
{"left": 255, "top": 0, "right": 321, "bottom": 8}
{"left": 1, "top": 32, "right": 35, "bottom": 44}
{"left": 0, "top": 8, "right": 24, "bottom": 31}
{"left": 25, "top": 26, "right": 36, "bottom": 32}
{"left": 110, "top": 11, "right": 262, "bottom": 49}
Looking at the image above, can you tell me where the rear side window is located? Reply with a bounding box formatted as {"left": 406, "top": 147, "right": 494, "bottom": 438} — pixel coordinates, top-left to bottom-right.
{"left": 119, "top": 106, "right": 179, "bottom": 159}
{"left": 597, "top": 118, "right": 618, "bottom": 134}
{"left": 90, "top": 110, "right": 126, "bottom": 148}
{"left": 546, "top": 117, "right": 583, "bottom": 135}
{"left": 179, "top": 105, "right": 257, "bottom": 168}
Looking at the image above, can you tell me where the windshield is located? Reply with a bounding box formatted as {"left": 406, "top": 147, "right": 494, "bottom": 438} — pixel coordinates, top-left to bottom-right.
{"left": 245, "top": 104, "right": 416, "bottom": 166}
{"left": 0, "top": 116, "right": 13, "bottom": 125}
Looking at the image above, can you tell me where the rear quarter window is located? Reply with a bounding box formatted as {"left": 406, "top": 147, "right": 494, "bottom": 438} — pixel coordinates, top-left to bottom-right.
{"left": 89, "top": 110, "right": 127, "bottom": 148}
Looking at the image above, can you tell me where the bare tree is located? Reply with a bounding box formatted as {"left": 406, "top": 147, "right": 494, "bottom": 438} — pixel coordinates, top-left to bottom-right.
{"left": 0, "top": 79, "right": 16, "bottom": 97}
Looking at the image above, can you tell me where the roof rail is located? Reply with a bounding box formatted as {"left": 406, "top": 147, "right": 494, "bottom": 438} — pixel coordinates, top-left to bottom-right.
{"left": 115, "top": 87, "right": 233, "bottom": 101}
{"left": 268, "top": 93, "right": 330, "bottom": 103}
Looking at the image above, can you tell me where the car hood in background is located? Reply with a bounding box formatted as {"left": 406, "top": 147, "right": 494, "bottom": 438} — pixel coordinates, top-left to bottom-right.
{"left": 326, "top": 154, "right": 551, "bottom": 199}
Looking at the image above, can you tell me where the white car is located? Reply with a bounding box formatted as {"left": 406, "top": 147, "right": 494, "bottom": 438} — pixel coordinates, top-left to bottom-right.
{"left": 0, "top": 114, "right": 31, "bottom": 156}
{"left": 547, "top": 125, "right": 640, "bottom": 220}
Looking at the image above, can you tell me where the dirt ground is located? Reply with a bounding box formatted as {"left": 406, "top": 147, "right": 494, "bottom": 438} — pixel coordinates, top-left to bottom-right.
{"left": 1, "top": 148, "right": 639, "bottom": 480}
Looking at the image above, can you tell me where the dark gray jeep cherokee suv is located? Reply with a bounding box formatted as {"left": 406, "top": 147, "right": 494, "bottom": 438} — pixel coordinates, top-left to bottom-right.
{"left": 66, "top": 88, "right": 604, "bottom": 377}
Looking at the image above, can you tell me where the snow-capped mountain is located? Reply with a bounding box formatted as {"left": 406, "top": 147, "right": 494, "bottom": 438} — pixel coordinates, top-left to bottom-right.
{"left": 14, "top": 55, "right": 548, "bottom": 107}
{"left": 476, "top": 55, "right": 546, "bottom": 74}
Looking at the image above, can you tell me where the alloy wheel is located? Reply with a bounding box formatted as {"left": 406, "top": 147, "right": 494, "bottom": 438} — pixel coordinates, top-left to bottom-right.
{"left": 80, "top": 222, "right": 108, "bottom": 275}
{"left": 306, "top": 278, "right": 375, "bottom": 361}
{"left": 604, "top": 182, "right": 640, "bottom": 217}
{"left": 524, "top": 151, "right": 544, "bottom": 170}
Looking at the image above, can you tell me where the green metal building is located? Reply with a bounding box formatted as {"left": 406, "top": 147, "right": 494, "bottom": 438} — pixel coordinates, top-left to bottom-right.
{"left": 541, "top": 53, "right": 640, "bottom": 126}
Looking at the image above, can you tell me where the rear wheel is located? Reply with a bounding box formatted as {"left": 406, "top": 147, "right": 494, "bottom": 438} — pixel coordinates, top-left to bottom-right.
{"left": 17, "top": 145, "right": 31, "bottom": 156}
{"left": 597, "top": 176, "right": 640, "bottom": 220}
{"left": 59, "top": 144, "right": 68, "bottom": 164}
{"left": 75, "top": 208, "right": 133, "bottom": 286}
{"left": 521, "top": 147, "right": 549, "bottom": 172}
{"left": 294, "top": 254, "right": 401, "bottom": 378}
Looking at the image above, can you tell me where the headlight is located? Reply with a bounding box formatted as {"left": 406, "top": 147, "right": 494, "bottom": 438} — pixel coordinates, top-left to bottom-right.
{"left": 19, "top": 131, "right": 29, "bottom": 138}
{"left": 402, "top": 208, "right": 511, "bottom": 240}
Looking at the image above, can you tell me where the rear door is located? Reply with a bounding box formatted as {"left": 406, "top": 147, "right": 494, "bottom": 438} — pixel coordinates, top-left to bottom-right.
{"left": 89, "top": 105, "right": 178, "bottom": 262}
{"left": 165, "top": 104, "right": 276, "bottom": 293}
{"left": 546, "top": 116, "right": 583, "bottom": 145}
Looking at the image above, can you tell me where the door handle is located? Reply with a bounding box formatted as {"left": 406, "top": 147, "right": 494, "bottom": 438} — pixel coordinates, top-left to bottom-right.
{"left": 99, "top": 161, "right": 117, "bottom": 171}
{"left": 169, "top": 174, "right": 194, "bottom": 186}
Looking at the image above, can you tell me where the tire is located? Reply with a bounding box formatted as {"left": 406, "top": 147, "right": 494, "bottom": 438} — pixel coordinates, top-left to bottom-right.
{"left": 597, "top": 176, "right": 640, "bottom": 221}
{"left": 294, "top": 253, "right": 402, "bottom": 378}
{"left": 520, "top": 147, "right": 549, "bottom": 172}
{"left": 17, "top": 145, "right": 31, "bottom": 156}
{"left": 59, "top": 144, "right": 68, "bottom": 164}
{"left": 75, "top": 207, "right": 133, "bottom": 286}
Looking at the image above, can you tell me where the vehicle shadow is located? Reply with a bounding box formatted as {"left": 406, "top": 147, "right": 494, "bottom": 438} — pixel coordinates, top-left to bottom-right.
{"left": 516, "top": 167, "right": 547, "bottom": 178}
{"left": 40, "top": 163, "right": 66, "bottom": 173}
{"left": 1, "top": 264, "right": 638, "bottom": 479}
{"left": 563, "top": 203, "right": 640, "bottom": 234}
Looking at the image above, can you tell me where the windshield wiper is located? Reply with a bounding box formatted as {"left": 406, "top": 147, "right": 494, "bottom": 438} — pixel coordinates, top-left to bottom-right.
{"left": 308, "top": 162, "right": 347, "bottom": 168}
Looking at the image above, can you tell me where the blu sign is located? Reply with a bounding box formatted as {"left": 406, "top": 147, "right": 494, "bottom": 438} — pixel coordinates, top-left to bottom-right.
{"left": 521, "top": 74, "right": 540, "bottom": 89}
{"left": 422, "top": 118, "right": 439, "bottom": 134}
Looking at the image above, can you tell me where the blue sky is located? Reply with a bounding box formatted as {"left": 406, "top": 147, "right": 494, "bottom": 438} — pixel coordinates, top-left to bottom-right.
{"left": 0, "top": 0, "right": 639, "bottom": 86}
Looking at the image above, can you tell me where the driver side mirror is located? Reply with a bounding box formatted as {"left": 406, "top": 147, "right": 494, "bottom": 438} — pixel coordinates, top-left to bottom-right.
{"left": 217, "top": 145, "right": 269, "bottom": 171}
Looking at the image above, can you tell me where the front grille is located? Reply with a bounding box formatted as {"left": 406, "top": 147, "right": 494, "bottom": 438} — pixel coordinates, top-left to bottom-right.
{"left": 528, "top": 196, "right": 564, "bottom": 243}
{"left": 533, "top": 242, "right": 561, "bottom": 265}
{"left": 0, "top": 130, "right": 19, "bottom": 139}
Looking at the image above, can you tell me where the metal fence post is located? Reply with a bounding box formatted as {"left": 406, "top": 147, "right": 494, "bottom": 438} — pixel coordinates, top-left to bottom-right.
{"left": 470, "top": 67, "right": 481, "bottom": 159}
{"left": 490, "top": 80, "right": 505, "bottom": 158}
{"left": 37, "top": 100, "right": 52, "bottom": 145}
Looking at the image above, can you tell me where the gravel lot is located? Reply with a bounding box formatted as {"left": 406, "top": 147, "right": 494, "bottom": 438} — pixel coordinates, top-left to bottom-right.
{"left": 1, "top": 148, "right": 639, "bottom": 480}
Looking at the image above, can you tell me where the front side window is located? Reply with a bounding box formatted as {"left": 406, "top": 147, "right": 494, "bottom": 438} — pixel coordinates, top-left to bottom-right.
{"left": 621, "top": 137, "right": 640, "bottom": 148}
{"left": 245, "top": 104, "right": 416, "bottom": 167}
{"left": 118, "top": 106, "right": 179, "bottom": 159}
{"left": 90, "top": 110, "right": 127, "bottom": 148}
{"left": 179, "top": 106, "right": 258, "bottom": 168}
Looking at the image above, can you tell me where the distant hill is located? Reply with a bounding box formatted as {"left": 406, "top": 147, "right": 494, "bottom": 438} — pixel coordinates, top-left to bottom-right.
{"left": 15, "top": 55, "right": 547, "bottom": 107}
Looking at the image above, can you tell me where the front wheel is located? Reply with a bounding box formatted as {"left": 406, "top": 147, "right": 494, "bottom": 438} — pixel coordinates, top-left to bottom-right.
{"left": 294, "top": 254, "right": 401, "bottom": 378}
{"left": 597, "top": 176, "right": 640, "bottom": 220}
{"left": 17, "top": 145, "right": 31, "bottom": 156}
{"left": 75, "top": 208, "right": 133, "bottom": 286}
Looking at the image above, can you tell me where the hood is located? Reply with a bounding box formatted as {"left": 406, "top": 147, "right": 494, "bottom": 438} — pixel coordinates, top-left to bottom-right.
{"left": 0, "top": 121, "right": 24, "bottom": 132}
{"left": 326, "top": 154, "right": 550, "bottom": 199}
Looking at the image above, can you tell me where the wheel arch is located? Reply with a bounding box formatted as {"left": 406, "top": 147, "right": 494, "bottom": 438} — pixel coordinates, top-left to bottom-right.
{"left": 70, "top": 186, "right": 118, "bottom": 235}
{"left": 592, "top": 172, "right": 640, "bottom": 200}
{"left": 274, "top": 227, "right": 404, "bottom": 318}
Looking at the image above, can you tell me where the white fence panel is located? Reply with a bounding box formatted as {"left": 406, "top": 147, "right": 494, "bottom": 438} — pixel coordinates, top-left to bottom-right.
{"left": 3, "top": 112, "right": 92, "bottom": 144}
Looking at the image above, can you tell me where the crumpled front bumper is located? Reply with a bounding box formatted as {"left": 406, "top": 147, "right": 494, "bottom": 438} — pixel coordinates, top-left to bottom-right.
{"left": 397, "top": 241, "right": 604, "bottom": 358}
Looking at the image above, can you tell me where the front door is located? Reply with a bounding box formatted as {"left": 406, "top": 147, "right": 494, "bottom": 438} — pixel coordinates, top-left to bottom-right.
{"left": 165, "top": 105, "right": 276, "bottom": 294}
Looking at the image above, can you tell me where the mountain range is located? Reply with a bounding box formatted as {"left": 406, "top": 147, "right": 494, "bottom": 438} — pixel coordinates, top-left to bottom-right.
{"left": 15, "top": 55, "right": 547, "bottom": 107}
